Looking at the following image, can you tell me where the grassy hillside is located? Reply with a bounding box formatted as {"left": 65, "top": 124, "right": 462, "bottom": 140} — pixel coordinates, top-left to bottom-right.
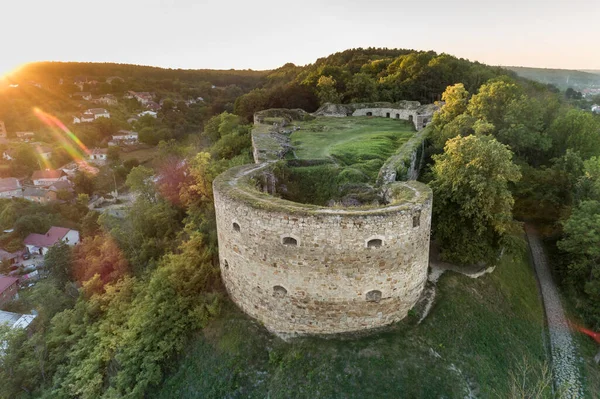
{"left": 506, "top": 66, "right": 600, "bottom": 90}
{"left": 152, "top": 251, "right": 549, "bottom": 398}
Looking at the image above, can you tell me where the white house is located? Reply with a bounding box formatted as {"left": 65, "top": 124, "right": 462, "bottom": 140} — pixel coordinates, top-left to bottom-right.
{"left": 73, "top": 113, "right": 95, "bottom": 124}
{"left": 31, "top": 170, "right": 68, "bottom": 187}
{"left": 89, "top": 148, "right": 108, "bottom": 161}
{"left": 592, "top": 104, "right": 600, "bottom": 114}
{"left": 24, "top": 226, "right": 80, "bottom": 256}
{"left": 110, "top": 130, "right": 138, "bottom": 146}
{"left": 138, "top": 110, "right": 157, "bottom": 118}
{"left": 87, "top": 108, "right": 110, "bottom": 119}
{"left": 15, "top": 132, "right": 35, "bottom": 141}
{"left": 0, "top": 178, "right": 22, "bottom": 199}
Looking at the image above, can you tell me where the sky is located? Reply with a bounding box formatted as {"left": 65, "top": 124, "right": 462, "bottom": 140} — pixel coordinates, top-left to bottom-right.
{"left": 1, "top": 0, "right": 599, "bottom": 75}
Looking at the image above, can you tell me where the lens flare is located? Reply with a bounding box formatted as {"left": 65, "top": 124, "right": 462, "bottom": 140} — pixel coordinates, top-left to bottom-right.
{"left": 570, "top": 320, "right": 600, "bottom": 344}
{"left": 33, "top": 108, "right": 93, "bottom": 169}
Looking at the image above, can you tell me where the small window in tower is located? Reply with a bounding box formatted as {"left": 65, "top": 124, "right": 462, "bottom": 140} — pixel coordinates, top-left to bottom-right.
{"left": 366, "top": 111, "right": 373, "bottom": 116}
{"left": 366, "top": 290, "right": 382, "bottom": 302}
{"left": 413, "top": 212, "right": 421, "bottom": 228}
{"left": 367, "top": 238, "right": 383, "bottom": 248}
{"left": 396, "top": 113, "right": 400, "bottom": 119}
{"left": 273, "top": 285, "right": 288, "bottom": 298}
{"left": 386, "top": 112, "right": 390, "bottom": 118}
{"left": 233, "top": 222, "right": 240, "bottom": 232}
{"left": 282, "top": 236, "right": 298, "bottom": 246}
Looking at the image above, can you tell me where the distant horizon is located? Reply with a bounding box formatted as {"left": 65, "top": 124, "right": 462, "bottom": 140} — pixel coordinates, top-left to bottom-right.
{"left": 1, "top": 0, "right": 599, "bottom": 77}
{"left": 7, "top": 56, "right": 600, "bottom": 75}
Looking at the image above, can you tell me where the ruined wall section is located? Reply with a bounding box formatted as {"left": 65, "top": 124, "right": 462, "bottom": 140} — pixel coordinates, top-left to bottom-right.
{"left": 214, "top": 165, "right": 432, "bottom": 336}
{"left": 313, "top": 102, "right": 438, "bottom": 131}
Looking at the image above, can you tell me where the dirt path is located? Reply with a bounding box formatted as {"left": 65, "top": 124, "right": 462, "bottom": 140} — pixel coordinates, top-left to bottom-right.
{"left": 526, "top": 227, "right": 584, "bottom": 397}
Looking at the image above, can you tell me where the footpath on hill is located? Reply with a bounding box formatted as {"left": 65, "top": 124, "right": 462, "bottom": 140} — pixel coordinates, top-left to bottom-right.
{"left": 526, "top": 226, "right": 584, "bottom": 397}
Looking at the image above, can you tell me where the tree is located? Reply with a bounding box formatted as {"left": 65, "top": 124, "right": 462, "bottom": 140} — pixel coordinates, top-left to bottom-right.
{"left": 430, "top": 135, "right": 522, "bottom": 265}
{"left": 549, "top": 109, "right": 600, "bottom": 159}
{"left": 565, "top": 87, "right": 583, "bottom": 100}
{"left": 316, "top": 75, "right": 341, "bottom": 105}
{"left": 44, "top": 242, "right": 73, "bottom": 289}
{"left": 125, "top": 166, "right": 155, "bottom": 202}
{"left": 345, "top": 73, "right": 377, "bottom": 103}
{"left": 11, "top": 144, "right": 39, "bottom": 176}
{"left": 432, "top": 83, "right": 470, "bottom": 130}
{"left": 73, "top": 171, "right": 95, "bottom": 195}
{"left": 72, "top": 233, "right": 129, "bottom": 293}
{"left": 107, "top": 147, "right": 120, "bottom": 163}
{"left": 558, "top": 200, "right": 600, "bottom": 327}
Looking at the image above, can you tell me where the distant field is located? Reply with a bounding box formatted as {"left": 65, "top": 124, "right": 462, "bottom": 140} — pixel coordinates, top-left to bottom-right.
{"left": 119, "top": 146, "right": 158, "bottom": 164}
{"left": 291, "top": 117, "right": 415, "bottom": 160}
{"left": 153, "top": 251, "right": 549, "bottom": 398}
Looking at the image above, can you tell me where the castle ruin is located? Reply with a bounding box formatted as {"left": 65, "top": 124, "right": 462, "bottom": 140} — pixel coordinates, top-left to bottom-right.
{"left": 213, "top": 102, "right": 436, "bottom": 337}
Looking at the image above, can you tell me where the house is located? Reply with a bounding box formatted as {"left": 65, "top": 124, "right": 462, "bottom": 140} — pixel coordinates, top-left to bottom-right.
{"left": 109, "top": 130, "right": 138, "bottom": 146}
{"left": 128, "top": 91, "right": 154, "bottom": 105}
{"left": 23, "top": 187, "right": 49, "bottom": 203}
{"left": 89, "top": 148, "right": 108, "bottom": 161}
{"left": 0, "top": 310, "right": 36, "bottom": 329}
{"left": 94, "top": 94, "right": 117, "bottom": 106}
{"left": 47, "top": 180, "right": 74, "bottom": 201}
{"left": 2, "top": 149, "right": 16, "bottom": 161}
{"left": 73, "top": 76, "right": 88, "bottom": 90}
{"left": 127, "top": 116, "right": 139, "bottom": 124}
{"left": 145, "top": 101, "right": 161, "bottom": 112}
{"left": 0, "top": 121, "right": 6, "bottom": 138}
{"left": 48, "top": 179, "right": 73, "bottom": 193}
{"left": 86, "top": 108, "right": 110, "bottom": 119}
{"left": 24, "top": 226, "right": 80, "bottom": 256}
{"left": 592, "top": 104, "right": 600, "bottom": 114}
{"left": 0, "top": 249, "right": 22, "bottom": 266}
{"left": 15, "top": 132, "right": 35, "bottom": 141}
{"left": 32, "top": 144, "right": 52, "bottom": 160}
{"left": 0, "top": 276, "right": 19, "bottom": 306}
{"left": 31, "top": 170, "right": 67, "bottom": 187}
{"left": 138, "top": 110, "right": 157, "bottom": 118}
{"left": 72, "top": 92, "right": 92, "bottom": 100}
{"left": 73, "top": 113, "right": 95, "bottom": 124}
{"left": 0, "top": 178, "right": 22, "bottom": 198}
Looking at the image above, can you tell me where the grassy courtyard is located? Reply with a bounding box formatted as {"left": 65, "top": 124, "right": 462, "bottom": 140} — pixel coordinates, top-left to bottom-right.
{"left": 152, "top": 251, "right": 549, "bottom": 398}
{"left": 289, "top": 117, "right": 415, "bottom": 181}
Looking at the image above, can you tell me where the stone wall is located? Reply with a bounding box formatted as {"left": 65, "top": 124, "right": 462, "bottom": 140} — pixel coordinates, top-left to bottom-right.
{"left": 213, "top": 164, "right": 432, "bottom": 337}
{"left": 313, "top": 102, "right": 438, "bottom": 131}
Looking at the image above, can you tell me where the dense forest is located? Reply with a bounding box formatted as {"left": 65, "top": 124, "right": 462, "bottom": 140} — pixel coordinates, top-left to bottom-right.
{"left": 1, "top": 48, "right": 600, "bottom": 397}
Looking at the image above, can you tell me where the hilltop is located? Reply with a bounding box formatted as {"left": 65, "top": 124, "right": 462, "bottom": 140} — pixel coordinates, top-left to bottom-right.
{"left": 506, "top": 66, "right": 600, "bottom": 90}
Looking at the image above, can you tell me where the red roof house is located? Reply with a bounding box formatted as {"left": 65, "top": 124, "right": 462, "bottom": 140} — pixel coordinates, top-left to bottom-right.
{"left": 0, "top": 276, "right": 19, "bottom": 306}
{"left": 24, "top": 226, "right": 80, "bottom": 256}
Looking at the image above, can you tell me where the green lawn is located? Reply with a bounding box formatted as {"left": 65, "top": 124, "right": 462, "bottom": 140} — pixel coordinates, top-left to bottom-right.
{"left": 291, "top": 117, "right": 415, "bottom": 161}
{"left": 152, "top": 251, "right": 549, "bottom": 398}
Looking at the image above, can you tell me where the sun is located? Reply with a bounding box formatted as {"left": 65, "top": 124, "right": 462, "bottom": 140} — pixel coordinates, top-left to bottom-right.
{"left": 0, "top": 60, "right": 26, "bottom": 80}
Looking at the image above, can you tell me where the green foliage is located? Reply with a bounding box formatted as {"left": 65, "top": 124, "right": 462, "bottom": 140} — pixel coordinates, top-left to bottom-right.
{"left": 558, "top": 201, "right": 600, "bottom": 327}
{"left": 430, "top": 135, "right": 522, "bottom": 265}
{"left": 125, "top": 165, "right": 155, "bottom": 201}
{"left": 316, "top": 75, "right": 341, "bottom": 105}
{"left": 73, "top": 171, "right": 95, "bottom": 195}
{"left": 549, "top": 109, "right": 600, "bottom": 159}
{"left": 44, "top": 242, "right": 74, "bottom": 289}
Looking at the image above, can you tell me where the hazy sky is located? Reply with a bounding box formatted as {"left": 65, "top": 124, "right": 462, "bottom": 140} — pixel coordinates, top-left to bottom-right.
{"left": 1, "top": 0, "right": 599, "bottom": 75}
